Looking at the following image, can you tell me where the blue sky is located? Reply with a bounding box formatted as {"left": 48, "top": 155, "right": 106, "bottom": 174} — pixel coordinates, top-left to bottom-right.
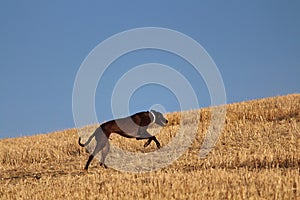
{"left": 1, "top": 1, "right": 299, "bottom": 138}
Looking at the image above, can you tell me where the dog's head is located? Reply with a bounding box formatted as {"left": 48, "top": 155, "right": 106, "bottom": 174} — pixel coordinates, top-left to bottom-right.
{"left": 150, "top": 110, "right": 168, "bottom": 127}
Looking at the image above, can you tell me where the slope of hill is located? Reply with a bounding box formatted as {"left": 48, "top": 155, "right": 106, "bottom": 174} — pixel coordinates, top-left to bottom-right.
{"left": 0, "top": 94, "right": 299, "bottom": 199}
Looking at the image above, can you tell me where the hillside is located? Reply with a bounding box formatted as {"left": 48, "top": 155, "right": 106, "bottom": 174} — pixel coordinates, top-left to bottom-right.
{"left": 0, "top": 94, "right": 299, "bottom": 199}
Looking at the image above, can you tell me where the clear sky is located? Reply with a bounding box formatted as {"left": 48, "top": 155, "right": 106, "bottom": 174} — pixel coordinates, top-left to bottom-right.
{"left": 1, "top": 1, "right": 299, "bottom": 138}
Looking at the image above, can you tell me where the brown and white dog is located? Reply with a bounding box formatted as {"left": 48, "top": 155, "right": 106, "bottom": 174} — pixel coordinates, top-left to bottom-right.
{"left": 78, "top": 110, "right": 168, "bottom": 170}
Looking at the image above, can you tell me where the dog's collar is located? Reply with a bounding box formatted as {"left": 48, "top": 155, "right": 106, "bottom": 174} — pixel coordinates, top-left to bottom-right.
{"left": 149, "top": 110, "right": 156, "bottom": 124}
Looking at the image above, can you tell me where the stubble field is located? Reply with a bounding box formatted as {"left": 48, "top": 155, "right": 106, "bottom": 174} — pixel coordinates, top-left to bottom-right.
{"left": 0, "top": 94, "right": 299, "bottom": 199}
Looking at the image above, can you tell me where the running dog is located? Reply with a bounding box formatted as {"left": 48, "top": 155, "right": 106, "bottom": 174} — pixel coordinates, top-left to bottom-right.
{"left": 78, "top": 110, "right": 168, "bottom": 170}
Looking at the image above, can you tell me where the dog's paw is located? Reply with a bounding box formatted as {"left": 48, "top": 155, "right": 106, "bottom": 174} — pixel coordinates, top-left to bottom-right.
{"left": 144, "top": 140, "right": 151, "bottom": 147}
{"left": 156, "top": 142, "right": 161, "bottom": 149}
{"left": 100, "top": 163, "right": 108, "bottom": 169}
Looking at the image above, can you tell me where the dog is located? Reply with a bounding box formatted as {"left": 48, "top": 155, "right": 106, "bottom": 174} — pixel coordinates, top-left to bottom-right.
{"left": 78, "top": 110, "right": 168, "bottom": 170}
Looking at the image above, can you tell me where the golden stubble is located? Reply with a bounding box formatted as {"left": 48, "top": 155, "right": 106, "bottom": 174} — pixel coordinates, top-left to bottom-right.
{"left": 0, "top": 94, "right": 299, "bottom": 199}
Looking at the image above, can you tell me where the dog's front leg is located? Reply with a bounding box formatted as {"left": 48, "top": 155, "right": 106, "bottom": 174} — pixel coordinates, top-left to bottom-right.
{"left": 143, "top": 138, "right": 152, "bottom": 147}
{"left": 136, "top": 129, "right": 161, "bottom": 149}
{"left": 143, "top": 137, "right": 161, "bottom": 148}
{"left": 147, "top": 136, "right": 161, "bottom": 149}
{"left": 152, "top": 136, "right": 161, "bottom": 149}
{"left": 136, "top": 137, "right": 153, "bottom": 147}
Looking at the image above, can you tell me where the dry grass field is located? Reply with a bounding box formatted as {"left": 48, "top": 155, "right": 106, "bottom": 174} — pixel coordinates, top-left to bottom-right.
{"left": 0, "top": 94, "right": 299, "bottom": 199}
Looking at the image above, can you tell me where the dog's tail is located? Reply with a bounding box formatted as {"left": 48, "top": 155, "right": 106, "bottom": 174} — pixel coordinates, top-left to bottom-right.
{"left": 78, "top": 132, "right": 95, "bottom": 147}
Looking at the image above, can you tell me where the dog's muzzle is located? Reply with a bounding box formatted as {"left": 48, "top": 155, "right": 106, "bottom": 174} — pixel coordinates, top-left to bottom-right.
{"left": 161, "top": 119, "right": 168, "bottom": 126}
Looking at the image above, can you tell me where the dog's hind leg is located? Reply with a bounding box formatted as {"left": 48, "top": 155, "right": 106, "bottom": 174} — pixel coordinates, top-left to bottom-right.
{"left": 100, "top": 141, "right": 110, "bottom": 168}
{"left": 84, "top": 139, "right": 108, "bottom": 170}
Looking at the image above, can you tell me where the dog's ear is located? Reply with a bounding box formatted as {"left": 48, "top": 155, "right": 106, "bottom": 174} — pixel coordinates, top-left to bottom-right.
{"left": 150, "top": 109, "right": 160, "bottom": 115}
